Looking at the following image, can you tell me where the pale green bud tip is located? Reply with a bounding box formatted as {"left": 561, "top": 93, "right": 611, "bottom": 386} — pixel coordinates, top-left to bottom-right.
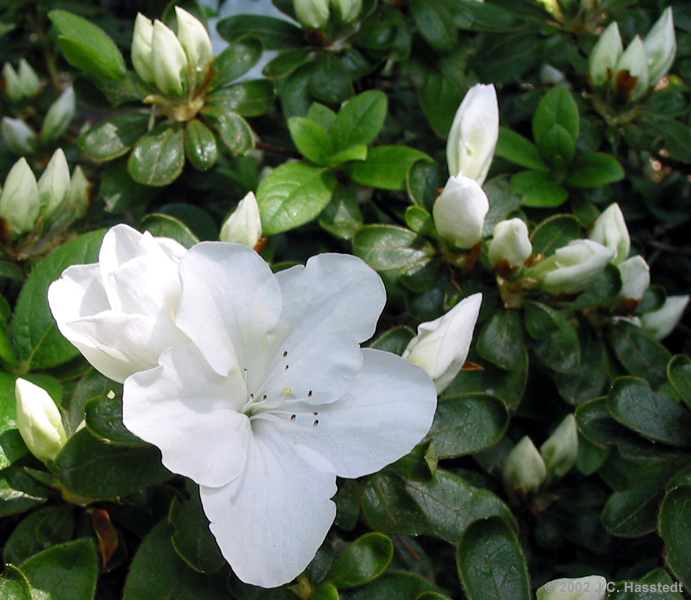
{"left": 644, "top": 7, "right": 676, "bottom": 85}
{"left": 618, "top": 256, "right": 650, "bottom": 302}
{"left": 3, "top": 60, "right": 40, "bottom": 102}
{"left": 641, "top": 295, "right": 689, "bottom": 340}
{"left": 540, "top": 415, "right": 578, "bottom": 479}
{"left": 67, "top": 166, "right": 91, "bottom": 220}
{"left": 18, "top": 59, "right": 41, "bottom": 96}
{"left": 0, "top": 156, "right": 40, "bottom": 237}
{"left": 41, "top": 87, "right": 76, "bottom": 144}
{"left": 294, "top": 0, "right": 331, "bottom": 29}
{"left": 132, "top": 13, "right": 155, "bottom": 85}
{"left": 488, "top": 218, "right": 532, "bottom": 268}
{"left": 152, "top": 20, "right": 188, "bottom": 96}
{"left": 38, "top": 148, "right": 72, "bottom": 217}
{"left": 616, "top": 36, "right": 649, "bottom": 101}
{"left": 175, "top": 7, "right": 213, "bottom": 73}
{"left": 15, "top": 378, "right": 67, "bottom": 463}
{"left": 589, "top": 22, "right": 622, "bottom": 86}
{"left": 1, "top": 117, "right": 38, "bottom": 155}
{"left": 330, "top": 0, "right": 362, "bottom": 23}
{"left": 537, "top": 576, "right": 607, "bottom": 600}
{"left": 219, "top": 191, "right": 263, "bottom": 248}
{"left": 503, "top": 436, "right": 547, "bottom": 495}
{"left": 588, "top": 203, "right": 630, "bottom": 265}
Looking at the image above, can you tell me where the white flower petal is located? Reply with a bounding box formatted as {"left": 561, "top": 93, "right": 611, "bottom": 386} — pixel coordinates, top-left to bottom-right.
{"left": 124, "top": 343, "right": 250, "bottom": 487}
{"left": 200, "top": 427, "right": 337, "bottom": 588}
{"left": 279, "top": 348, "right": 437, "bottom": 478}
{"left": 175, "top": 243, "right": 283, "bottom": 378}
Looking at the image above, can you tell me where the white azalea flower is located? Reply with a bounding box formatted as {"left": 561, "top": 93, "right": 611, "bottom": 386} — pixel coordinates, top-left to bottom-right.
{"left": 48, "top": 224, "right": 188, "bottom": 383}
{"left": 122, "top": 244, "right": 437, "bottom": 588}
{"left": 433, "top": 175, "right": 489, "bottom": 250}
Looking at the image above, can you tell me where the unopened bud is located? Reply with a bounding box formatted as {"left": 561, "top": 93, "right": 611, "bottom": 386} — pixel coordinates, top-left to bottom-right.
{"left": 488, "top": 218, "right": 532, "bottom": 269}
{"left": 616, "top": 36, "right": 649, "bottom": 102}
{"left": 41, "top": 87, "right": 76, "bottom": 144}
{"left": 644, "top": 7, "right": 676, "bottom": 85}
{"left": 433, "top": 175, "right": 489, "bottom": 250}
{"left": 1, "top": 117, "right": 38, "bottom": 155}
{"left": 3, "top": 59, "right": 41, "bottom": 103}
{"left": 331, "top": 0, "right": 362, "bottom": 23}
{"left": 15, "top": 378, "right": 67, "bottom": 463}
{"left": 38, "top": 149, "right": 71, "bottom": 218}
{"left": 503, "top": 437, "right": 547, "bottom": 496}
{"left": 588, "top": 203, "right": 629, "bottom": 265}
{"left": 540, "top": 415, "right": 578, "bottom": 479}
{"left": 0, "top": 157, "right": 40, "bottom": 237}
{"left": 132, "top": 14, "right": 155, "bottom": 85}
{"left": 175, "top": 7, "right": 213, "bottom": 76}
{"left": 618, "top": 256, "right": 649, "bottom": 301}
{"left": 219, "top": 191, "right": 263, "bottom": 248}
{"left": 152, "top": 20, "right": 188, "bottom": 96}
{"left": 589, "top": 22, "right": 622, "bottom": 87}
{"left": 294, "top": 0, "right": 331, "bottom": 29}
{"left": 641, "top": 295, "right": 689, "bottom": 340}
{"left": 67, "top": 166, "right": 91, "bottom": 221}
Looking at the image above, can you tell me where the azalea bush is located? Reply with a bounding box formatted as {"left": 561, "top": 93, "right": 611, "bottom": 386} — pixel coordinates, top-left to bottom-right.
{"left": 1, "top": 0, "right": 691, "bottom": 599}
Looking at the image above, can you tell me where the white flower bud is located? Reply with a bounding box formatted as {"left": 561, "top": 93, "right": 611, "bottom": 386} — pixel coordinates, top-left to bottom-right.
{"left": 589, "top": 22, "right": 623, "bottom": 86}
{"left": 540, "top": 415, "right": 578, "bottom": 479}
{"left": 175, "top": 7, "right": 213, "bottom": 75}
{"left": 1, "top": 117, "right": 38, "bottom": 155}
{"left": 330, "top": 0, "right": 362, "bottom": 23}
{"left": 67, "top": 166, "right": 91, "bottom": 221}
{"left": 540, "top": 64, "right": 567, "bottom": 86}
{"left": 433, "top": 175, "right": 489, "bottom": 250}
{"left": 132, "top": 14, "right": 155, "bottom": 85}
{"left": 641, "top": 295, "right": 689, "bottom": 340}
{"left": 152, "top": 20, "right": 188, "bottom": 97}
{"left": 15, "top": 378, "right": 67, "bottom": 463}
{"left": 503, "top": 436, "right": 547, "bottom": 495}
{"left": 17, "top": 59, "right": 41, "bottom": 98}
{"left": 446, "top": 84, "right": 499, "bottom": 184}
{"left": 616, "top": 36, "right": 649, "bottom": 101}
{"left": 588, "top": 203, "right": 630, "bottom": 265}
{"left": 38, "top": 149, "right": 71, "bottom": 218}
{"left": 618, "top": 256, "right": 649, "bottom": 301}
{"left": 219, "top": 191, "right": 263, "bottom": 248}
{"left": 2, "top": 62, "right": 22, "bottom": 103}
{"left": 402, "top": 293, "right": 482, "bottom": 394}
{"left": 294, "top": 0, "right": 331, "bottom": 29}
{"left": 488, "top": 218, "right": 532, "bottom": 269}
{"left": 41, "top": 87, "right": 75, "bottom": 144}
{"left": 644, "top": 7, "right": 676, "bottom": 85}
{"left": 537, "top": 576, "right": 607, "bottom": 600}
{"left": 531, "top": 239, "right": 615, "bottom": 295}
{"left": 0, "top": 157, "right": 40, "bottom": 237}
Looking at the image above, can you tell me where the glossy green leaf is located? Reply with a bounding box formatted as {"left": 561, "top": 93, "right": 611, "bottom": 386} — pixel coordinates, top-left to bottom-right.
{"left": 257, "top": 162, "right": 336, "bottom": 234}
{"left": 49, "top": 10, "right": 126, "bottom": 81}
{"left": 327, "top": 533, "right": 393, "bottom": 589}
{"left": 538, "top": 124, "right": 575, "bottom": 169}
{"left": 659, "top": 486, "right": 691, "bottom": 589}
{"left": 530, "top": 215, "right": 581, "bottom": 257}
{"left": 477, "top": 309, "right": 525, "bottom": 372}
{"left": 21, "top": 539, "right": 98, "bottom": 600}
{"left": 511, "top": 170, "right": 568, "bottom": 207}
{"left": 350, "top": 146, "right": 432, "bottom": 190}
{"left": 428, "top": 394, "right": 508, "bottom": 458}
{"left": 288, "top": 117, "right": 333, "bottom": 164}
{"left": 12, "top": 230, "right": 106, "bottom": 370}
{"left": 370, "top": 326, "right": 415, "bottom": 356}
{"left": 566, "top": 152, "right": 625, "bottom": 187}
{"left": 141, "top": 213, "right": 199, "bottom": 248}
{"left": 410, "top": 0, "right": 457, "bottom": 51}
{"left": 331, "top": 91, "right": 388, "bottom": 152}
{"left": 0, "top": 468, "right": 49, "bottom": 517}
{"left": 309, "top": 55, "right": 353, "bottom": 104}
{"left": 353, "top": 225, "right": 435, "bottom": 272}
{"left": 457, "top": 517, "right": 530, "bottom": 600}
{"left": 202, "top": 108, "right": 255, "bottom": 155}
{"left": 184, "top": 119, "right": 218, "bottom": 171}
{"left": 607, "top": 322, "right": 672, "bottom": 388}
{"left": 216, "top": 15, "right": 303, "bottom": 49}
{"left": 318, "top": 185, "right": 363, "bottom": 240}
{"left": 495, "top": 128, "right": 547, "bottom": 171}
{"left": 407, "top": 160, "right": 445, "bottom": 212}
{"left": 206, "top": 80, "right": 275, "bottom": 117}
{"left": 128, "top": 124, "right": 185, "bottom": 186}
{"left": 209, "top": 38, "right": 264, "bottom": 89}
{"left": 608, "top": 377, "right": 691, "bottom": 447}
{"left": 0, "top": 565, "right": 32, "bottom": 600}
{"left": 55, "top": 429, "right": 172, "bottom": 499}
{"left": 79, "top": 113, "right": 150, "bottom": 161}
{"left": 532, "top": 316, "right": 580, "bottom": 373}
{"left": 668, "top": 354, "right": 691, "bottom": 410}
{"left": 263, "top": 48, "right": 312, "bottom": 79}
{"left": 85, "top": 394, "right": 146, "bottom": 447}
{"left": 344, "top": 572, "right": 441, "bottom": 600}
{"left": 533, "top": 86, "right": 579, "bottom": 148}
{"left": 4, "top": 505, "right": 77, "bottom": 565}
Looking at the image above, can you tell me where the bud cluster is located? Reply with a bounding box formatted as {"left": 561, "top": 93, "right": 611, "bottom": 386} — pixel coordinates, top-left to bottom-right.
{"left": 293, "top": 0, "right": 363, "bottom": 30}
{"left": 2, "top": 59, "right": 41, "bottom": 104}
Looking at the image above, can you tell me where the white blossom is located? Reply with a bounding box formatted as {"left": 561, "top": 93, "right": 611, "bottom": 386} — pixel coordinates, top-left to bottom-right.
{"left": 433, "top": 175, "right": 489, "bottom": 249}
{"left": 641, "top": 295, "right": 689, "bottom": 340}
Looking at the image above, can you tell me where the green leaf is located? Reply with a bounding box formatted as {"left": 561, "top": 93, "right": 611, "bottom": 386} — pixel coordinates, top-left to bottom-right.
{"left": 184, "top": 119, "right": 218, "bottom": 171}
{"left": 85, "top": 394, "right": 146, "bottom": 447}
{"left": 495, "top": 128, "right": 548, "bottom": 171}
{"left": 566, "top": 152, "right": 625, "bottom": 187}
{"left": 532, "top": 316, "right": 580, "bottom": 373}
{"left": 326, "top": 145, "right": 368, "bottom": 165}
{"left": 361, "top": 471, "right": 430, "bottom": 536}
{"left": 332, "top": 91, "right": 388, "bottom": 152}
{"left": 128, "top": 124, "right": 185, "bottom": 186}
{"left": 312, "top": 583, "right": 339, "bottom": 600}
{"left": 410, "top": 0, "right": 457, "bottom": 51}
{"left": 350, "top": 146, "right": 433, "bottom": 191}
{"left": 209, "top": 38, "right": 263, "bottom": 89}
{"left": 555, "top": 332, "right": 608, "bottom": 405}
{"left": 477, "top": 309, "right": 525, "bottom": 371}
{"left": 49, "top": 10, "right": 126, "bottom": 81}
{"left": 79, "top": 113, "right": 150, "bottom": 161}
{"left": 202, "top": 108, "right": 255, "bottom": 155}
{"left": 0, "top": 468, "right": 49, "bottom": 517}
{"left": 206, "top": 80, "right": 275, "bottom": 117}
{"left": 538, "top": 124, "right": 576, "bottom": 169}
{"left": 533, "top": 86, "right": 579, "bottom": 148}
{"left": 124, "top": 521, "right": 229, "bottom": 600}
{"left": 523, "top": 301, "right": 562, "bottom": 339}
{"left": 660, "top": 486, "right": 691, "bottom": 589}
{"left": 4, "top": 505, "right": 77, "bottom": 565}
{"left": 140, "top": 213, "right": 199, "bottom": 248}
{"left": 0, "top": 565, "right": 32, "bottom": 600}
{"left": 457, "top": 517, "right": 530, "bottom": 600}
{"left": 55, "top": 429, "right": 172, "bottom": 499}
{"left": 530, "top": 215, "right": 581, "bottom": 257}
{"left": 169, "top": 487, "right": 225, "bottom": 574}
{"left": 370, "top": 326, "right": 415, "bottom": 356}
{"left": 12, "top": 230, "right": 106, "bottom": 370}
{"left": 216, "top": 15, "right": 303, "bottom": 49}
{"left": 327, "top": 533, "right": 393, "bottom": 589}
{"left": 308, "top": 103, "right": 337, "bottom": 131}
{"left": 263, "top": 48, "right": 312, "bottom": 79}
{"left": 407, "top": 160, "right": 446, "bottom": 212}
{"left": 511, "top": 170, "right": 568, "bottom": 207}
{"left": 637, "top": 115, "right": 691, "bottom": 163}
{"left": 344, "top": 572, "right": 441, "bottom": 600}
{"left": 405, "top": 206, "right": 435, "bottom": 237}
{"left": 309, "top": 55, "right": 354, "bottom": 104}
{"left": 607, "top": 322, "right": 672, "bottom": 388}
{"left": 21, "top": 539, "right": 98, "bottom": 600}
{"left": 318, "top": 185, "right": 363, "bottom": 240}
{"left": 565, "top": 264, "right": 621, "bottom": 309}
{"left": 427, "top": 394, "right": 508, "bottom": 458}
{"left": 607, "top": 377, "right": 691, "bottom": 447}
{"left": 257, "top": 162, "right": 336, "bottom": 235}
{"left": 0, "top": 372, "right": 27, "bottom": 469}
{"left": 353, "top": 225, "right": 435, "bottom": 272}
{"left": 668, "top": 354, "right": 691, "bottom": 411}
{"left": 288, "top": 117, "right": 333, "bottom": 164}
{"left": 406, "top": 469, "right": 516, "bottom": 544}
